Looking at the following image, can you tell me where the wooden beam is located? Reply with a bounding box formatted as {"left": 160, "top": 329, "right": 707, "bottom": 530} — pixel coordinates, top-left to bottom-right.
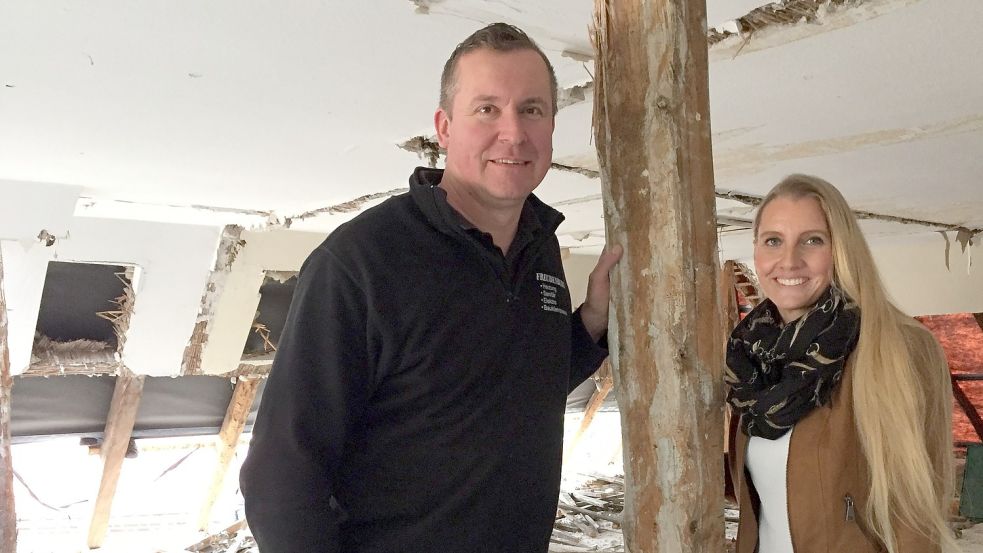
{"left": 952, "top": 376, "right": 983, "bottom": 443}
{"left": 592, "top": 0, "right": 723, "bottom": 551}
{"left": 87, "top": 370, "right": 145, "bottom": 549}
{"left": 0, "top": 250, "right": 18, "bottom": 552}
{"left": 565, "top": 360, "right": 614, "bottom": 457}
{"left": 719, "top": 262, "right": 739, "bottom": 456}
{"left": 974, "top": 312, "right": 983, "bottom": 334}
{"left": 197, "top": 378, "right": 261, "bottom": 530}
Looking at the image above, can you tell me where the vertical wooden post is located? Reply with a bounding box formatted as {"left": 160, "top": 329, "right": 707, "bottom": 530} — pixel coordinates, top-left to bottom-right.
{"left": 197, "top": 378, "right": 261, "bottom": 530}
{"left": 88, "top": 370, "right": 145, "bottom": 549}
{"left": 592, "top": 1, "right": 723, "bottom": 551}
{"left": 0, "top": 250, "right": 18, "bottom": 552}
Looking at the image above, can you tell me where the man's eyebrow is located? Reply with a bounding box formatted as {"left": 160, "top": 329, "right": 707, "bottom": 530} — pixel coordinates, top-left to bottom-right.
{"left": 470, "top": 95, "right": 500, "bottom": 104}
{"left": 519, "top": 97, "right": 548, "bottom": 106}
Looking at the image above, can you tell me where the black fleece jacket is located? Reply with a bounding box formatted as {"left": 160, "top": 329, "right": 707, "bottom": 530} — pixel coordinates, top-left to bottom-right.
{"left": 240, "top": 167, "right": 608, "bottom": 553}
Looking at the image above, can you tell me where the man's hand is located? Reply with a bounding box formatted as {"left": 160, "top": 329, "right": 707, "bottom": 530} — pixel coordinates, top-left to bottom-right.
{"left": 579, "top": 244, "right": 623, "bottom": 342}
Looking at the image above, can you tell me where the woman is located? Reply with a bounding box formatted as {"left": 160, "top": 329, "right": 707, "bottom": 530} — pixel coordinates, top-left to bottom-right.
{"left": 725, "top": 174, "right": 956, "bottom": 553}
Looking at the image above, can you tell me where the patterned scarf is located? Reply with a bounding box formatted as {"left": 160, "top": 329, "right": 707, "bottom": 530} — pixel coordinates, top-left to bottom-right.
{"left": 725, "top": 285, "right": 861, "bottom": 439}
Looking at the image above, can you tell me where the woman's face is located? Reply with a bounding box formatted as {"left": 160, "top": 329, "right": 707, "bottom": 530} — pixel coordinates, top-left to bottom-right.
{"left": 754, "top": 195, "right": 834, "bottom": 323}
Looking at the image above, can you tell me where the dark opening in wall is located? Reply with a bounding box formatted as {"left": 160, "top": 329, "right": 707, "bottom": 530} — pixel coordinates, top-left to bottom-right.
{"left": 34, "top": 261, "right": 131, "bottom": 349}
{"left": 242, "top": 272, "right": 297, "bottom": 357}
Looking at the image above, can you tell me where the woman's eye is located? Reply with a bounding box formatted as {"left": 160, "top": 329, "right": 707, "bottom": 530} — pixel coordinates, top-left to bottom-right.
{"left": 763, "top": 237, "right": 781, "bottom": 247}
{"left": 804, "top": 236, "right": 825, "bottom": 246}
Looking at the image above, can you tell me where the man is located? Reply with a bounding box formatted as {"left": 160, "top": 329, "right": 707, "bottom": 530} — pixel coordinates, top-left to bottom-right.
{"left": 240, "top": 23, "right": 622, "bottom": 552}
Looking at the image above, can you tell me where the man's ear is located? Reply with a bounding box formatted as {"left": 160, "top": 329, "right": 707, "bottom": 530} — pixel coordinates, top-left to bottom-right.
{"left": 434, "top": 108, "right": 450, "bottom": 148}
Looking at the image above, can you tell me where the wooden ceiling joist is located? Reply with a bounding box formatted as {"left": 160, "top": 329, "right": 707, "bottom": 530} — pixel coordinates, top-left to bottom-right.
{"left": 87, "top": 370, "right": 145, "bottom": 549}
{"left": 197, "top": 378, "right": 261, "bottom": 531}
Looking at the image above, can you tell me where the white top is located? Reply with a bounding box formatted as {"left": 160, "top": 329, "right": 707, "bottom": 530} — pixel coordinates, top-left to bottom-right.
{"left": 745, "top": 428, "right": 795, "bottom": 553}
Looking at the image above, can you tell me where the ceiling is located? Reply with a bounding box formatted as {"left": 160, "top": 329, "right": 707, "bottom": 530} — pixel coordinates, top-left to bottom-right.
{"left": 2, "top": 0, "right": 980, "bottom": 238}
{"left": 0, "top": 0, "right": 981, "bottom": 377}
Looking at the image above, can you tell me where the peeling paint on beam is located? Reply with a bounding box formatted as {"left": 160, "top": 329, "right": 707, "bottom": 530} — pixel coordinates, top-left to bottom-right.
{"left": 708, "top": 0, "right": 869, "bottom": 46}
{"left": 716, "top": 189, "right": 983, "bottom": 234}
{"left": 284, "top": 190, "right": 409, "bottom": 227}
{"left": 396, "top": 134, "right": 978, "bottom": 235}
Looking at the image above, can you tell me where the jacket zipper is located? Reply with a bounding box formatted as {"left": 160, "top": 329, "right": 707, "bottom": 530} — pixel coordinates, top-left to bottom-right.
{"left": 844, "top": 494, "right": 855, "bottom": 522}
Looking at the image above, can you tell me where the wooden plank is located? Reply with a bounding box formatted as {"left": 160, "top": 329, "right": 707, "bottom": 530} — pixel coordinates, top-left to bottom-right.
{"left": 953, "top": 376, "right": 983, "bottom": 443}
{"left": 719, "top": 261, "right": 739, "bottom": 457}
{"left": 87, "top": 370, "right": 145, "bottom": 549}
{"left": 592, "top": 0, "right": 723, "bottom": 551}
{"left": 565, "top": 360, "right": 614, "bottom": 456}
{"left": 0, "top": 250, "right": 17, "bottom": 552}
{"left": 198, "top": 378, "right": 261, "bottom": 530}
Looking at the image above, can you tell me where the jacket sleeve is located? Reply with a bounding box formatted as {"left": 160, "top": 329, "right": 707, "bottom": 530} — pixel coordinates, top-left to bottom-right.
{"left": 568, "top": 306, "right": 609, "bottom": 392}
{"left": 239, "top": 247, "right": 375, "bottom": 553}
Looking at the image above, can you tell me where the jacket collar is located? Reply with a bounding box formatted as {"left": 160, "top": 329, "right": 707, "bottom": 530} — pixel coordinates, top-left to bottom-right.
{"left": 408, "top": 166, "right": 565, "bottom": 239}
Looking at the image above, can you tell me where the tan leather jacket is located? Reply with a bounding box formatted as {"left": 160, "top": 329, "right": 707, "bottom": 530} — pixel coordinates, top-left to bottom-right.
{"left": 730, "top": 325, "right": 950, "bottom": 553}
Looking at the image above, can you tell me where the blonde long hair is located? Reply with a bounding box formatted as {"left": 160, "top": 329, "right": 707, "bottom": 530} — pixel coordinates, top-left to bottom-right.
{"left": 754, "top": 174, "right": 955, "bottom": 552}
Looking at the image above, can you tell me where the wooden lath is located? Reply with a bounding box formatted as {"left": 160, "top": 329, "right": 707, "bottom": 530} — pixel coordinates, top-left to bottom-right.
{"left": 94, "top": 268, "right": 137, "bottom": 354}
{"left": 732, "top": 261, "right": 762, "bottom": 308}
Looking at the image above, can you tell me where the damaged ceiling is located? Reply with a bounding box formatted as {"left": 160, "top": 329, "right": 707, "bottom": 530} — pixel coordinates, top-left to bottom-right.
{"left": 1, "top": 0, "right": 982, "bottom": 378}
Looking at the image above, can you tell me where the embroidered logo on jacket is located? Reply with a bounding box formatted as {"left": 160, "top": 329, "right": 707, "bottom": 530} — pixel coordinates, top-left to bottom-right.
{"left": 536, "top": 272, "right": 568, "bottom": 315}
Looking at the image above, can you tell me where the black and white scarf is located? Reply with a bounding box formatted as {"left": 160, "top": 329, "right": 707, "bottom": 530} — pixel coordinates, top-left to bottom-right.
{"left": 725, "top": 285, "right": 861, "bottom": 439}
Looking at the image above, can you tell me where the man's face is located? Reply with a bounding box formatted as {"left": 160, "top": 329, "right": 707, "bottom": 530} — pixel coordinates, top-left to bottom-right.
{"left": 434, "top": 48, "right": 554, "bottom": 208}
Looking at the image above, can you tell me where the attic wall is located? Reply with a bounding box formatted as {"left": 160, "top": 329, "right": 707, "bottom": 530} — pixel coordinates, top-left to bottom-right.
{"left": 869, "top": 231, "right": 983, "bottom": 316}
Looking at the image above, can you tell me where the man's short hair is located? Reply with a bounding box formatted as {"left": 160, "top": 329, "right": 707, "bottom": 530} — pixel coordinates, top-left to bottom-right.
{"left": 439, "top": 22, "right": 558, "bottom": 117}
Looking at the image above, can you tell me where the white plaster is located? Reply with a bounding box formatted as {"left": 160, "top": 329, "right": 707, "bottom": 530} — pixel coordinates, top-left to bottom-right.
{"left": 197, "top": 229, "right": 327, "bottom": 375}
{"left": 869, "top": 230, "right": 983, "bottom": 316}
{"left": 51, "top": 218, "right": 222, "bottom": 376}
{"left": 0, "top": 240, "right": 54, "bottom": 374}
{"left": 0, "top": 181, "right": 80, "bottom": 241}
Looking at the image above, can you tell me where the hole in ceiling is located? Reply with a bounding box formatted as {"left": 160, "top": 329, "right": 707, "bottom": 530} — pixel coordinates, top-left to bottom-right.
{"left": 242, "top": 272, "right": 297, "bottom": 358}
{"left": 33, "top": 261, "right": 133, "bottom": 353}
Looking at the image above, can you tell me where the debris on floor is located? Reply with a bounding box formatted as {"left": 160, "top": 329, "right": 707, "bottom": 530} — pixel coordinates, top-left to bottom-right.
{"left": 550, "top": 473, "right": 740, "bottom": 552}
